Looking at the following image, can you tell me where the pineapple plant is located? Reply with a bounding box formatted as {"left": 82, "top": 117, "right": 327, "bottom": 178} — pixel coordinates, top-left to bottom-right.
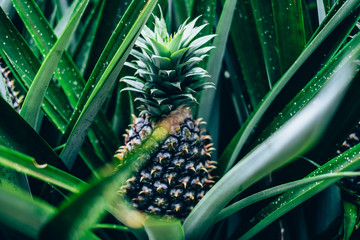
{"left": 114, "top": 14, "right": 217, "bottom": 220}
{"left": 2, "top": 0, "right": 360, "bottom": 240}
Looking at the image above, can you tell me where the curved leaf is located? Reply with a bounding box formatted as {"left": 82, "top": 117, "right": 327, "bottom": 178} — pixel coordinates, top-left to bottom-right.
{"left": 184, "top": 63, "right": 357, "bottom": 239}
{"left": 0, "top": 145, "right": 86, "bottom": 193}
{"left": 0, "top": 184, "right": 55, "bottom": 239}
{"left": 144, "top": 219, "right": 184, "bottom": 240}
{"left": 216, "top": 172, "right": 360, "bottom": 223}
{"left": 240, "top": 141, "right": 360, "bottom": 239}
{"left": 0, "top": 96, "right": 66, "bottom": 170}
{"left": 40, "top": 110, "right": 185, "bottom": 240}
{"left": 220, "top": 0, "right": 360, "bottom": 173}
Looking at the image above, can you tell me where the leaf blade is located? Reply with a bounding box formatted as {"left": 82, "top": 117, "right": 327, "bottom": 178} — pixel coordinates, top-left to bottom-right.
{"left": 184, "top": 63, "right": 357, "bottom": 239}
{"left": 60, "top": 0, "right": 158, "bottom": 169}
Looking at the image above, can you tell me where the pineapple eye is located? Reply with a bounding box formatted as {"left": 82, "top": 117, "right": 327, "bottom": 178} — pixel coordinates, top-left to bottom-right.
{"left": 154, "top": 181, "right": 168, "bottom": 193}
{"left": 184, "top": 191, "right": 196, "bottom": 201}
{"left": 155, "top": 152, "right": 171, "bottom": 164}
{"left": 139, "top": 185, "right": 153, "bottom": 196}
{"left": 169, "top": 188, "right": 183, "bottom": 198}
{"left": 147, "top": 205, "right": 162, "bottom": 214}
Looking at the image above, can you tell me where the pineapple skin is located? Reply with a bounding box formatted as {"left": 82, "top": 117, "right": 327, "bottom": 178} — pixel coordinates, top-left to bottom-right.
{"left": 0, "top": 56, "right": 22, "bottom": 112}
{"left": 336, "top": 122, "right": 360, "bottom": 201}
{"left": 115, "top": 109, "right": 216, "bottom": 220}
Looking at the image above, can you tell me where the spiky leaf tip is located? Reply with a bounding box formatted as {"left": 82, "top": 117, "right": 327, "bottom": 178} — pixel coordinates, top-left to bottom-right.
{"left": 121, "top": 11, "right": 215, "bottom": 119}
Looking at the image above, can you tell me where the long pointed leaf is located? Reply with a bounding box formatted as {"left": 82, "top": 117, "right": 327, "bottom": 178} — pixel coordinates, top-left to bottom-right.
{"left": 0, "top": 96, "right": 66, "bottom": 170}
{"left": 240, "top": 142, "right": 360, "bottom": 239}
{"left": 0, "top": 145, "right": 86, "bottom": 193}
{"left": 0, "top": 185, "right": 55, "bottom": 239}
{"left": 10, "top": 0, "right": 121, "bottom": 163}
{"left": 40, "top": 110, "right": 185, "bottom": 240}
{"left": 220, "top": 0, "right": 360, "bottom": 173}
{"left": 216, "top": 172, "right": 360, "bottom": 223}
{"left": 60, "top": 0, "right": 158, "bottom": 169}
{"left": 20, "top": 0, "right": 89, "bottom": 128}
{"left": 0, "top": 7, "right": 71, "bottom": 132}
{"left": 197, "top": 0, "right": 237, "bottom": 156}
{"left": 11, "top": 0, "right": 85, "bottom": 105}
{"left": 272, "top": 0, "right": 306, "bottom": 73}
{"left": 250, "top": 0, "right": 281, "bottom": 88}
{"left": 258, "top": 29, "right": 360, "bottom": 149}
{"left": 184, "top": 63, "right": 357, "bottom": 239}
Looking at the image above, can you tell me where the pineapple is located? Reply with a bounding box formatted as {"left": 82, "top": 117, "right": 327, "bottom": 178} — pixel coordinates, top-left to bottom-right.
{"left": 336, "top": 122, "right": 360, "bottom": 201}
{"left": 114, "top": 13, "right": 217, "bottom": 220}
{"left": 0, "top": 56, "right": 23, "bottom": 112}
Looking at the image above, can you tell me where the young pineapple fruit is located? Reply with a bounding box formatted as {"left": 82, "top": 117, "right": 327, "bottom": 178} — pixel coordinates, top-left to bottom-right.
{"left": 0, "top": 56, "right": 23, "bottom": 112}
{"left": 114, "top": 14, "right": 217, "bottom": 220}
{"left": 336, "top": 122, "right": 360, "bottom": 201}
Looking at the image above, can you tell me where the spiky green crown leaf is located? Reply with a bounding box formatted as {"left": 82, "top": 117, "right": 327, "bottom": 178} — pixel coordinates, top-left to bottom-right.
{"left": 121, "top": 13, "right": 215, "bottom": 119}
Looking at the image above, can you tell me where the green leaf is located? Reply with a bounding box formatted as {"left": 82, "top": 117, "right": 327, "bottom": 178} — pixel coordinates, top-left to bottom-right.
{"left": 343, "top": 201, "right": 358, "bottom": 240}
{"left": 53, "top": 0, "right": 77, "bottom": 37}
{"left": 240, "top": 142, "right": 360, "bottom": 240}
{"left": 0, "top": 6, "right": 111, "bottom": 172}
{"left": 191, "top": 0, "right": 216, "bottom": 41}
{"left": 272, "top": 0, "right": 306, "bottom": 73}
{"left": 0, "top": 145, "right": 86, "bottom": 193}
{"left": 39, "top": 176, "right": 110, "bottom": 240}
{"left": 11, "top": 0, "right": 85, "bottom": 106}
{"left": 144, "top": 219, "right": 184, "bottom": 240}
{"left": 167, "top": 32, "right": 183, "bottom": 53}
{"left": 112, "top": 81, "right": 135, "bottom": 137}
{"left": 39, "top": 111, "right": 181, "bottom": 240}
{"left": 181, "top": 17, "right": 205, "bottom": 47}
{"left": 121, "top": 78, "right": 145, "bottom": 89}
{"left": 317, "top": 0, "right": 327, "bottom": 24}
{"left": 122, "top": 87, "right": 146, "bottom": 94}
{"left": 187, "top": 34, "right": 216, "bottom": 52}
{"left": 0, "top": 96, "right": 66, "bottom": 171}
{"left": 257, "top": 28, "right": 360, "bottom": 150}
{"left": 0, "top": 157, "right": 30, "bottom": 196}
{"left": 0, "top": 7, "right": 71, "bottom": 132}
{"left": 72, "top": 0, "right": 105, "bottom": 75}
{"left": 219, "top": 0, "right": 360, "bottom": 173}
{"left": 20, "top": 0, "right": 89, "bottom": 128}
{"left": 215, "top": 172, "right": 360, "bottom": 223}
{"left": 83, "top": 0, "right": 132, "bottom": 78}
{"left": 12, "top": 0, "right": 121, "bottom": 163}
{"left": 183, "top": 63, "right": 357, "bottom": 239}
{"left": 198, "top": 0, "right": 237, "bottom": 151}
{"left": 249, "top": 0, "right": 280, "bottom": 89}
{"left": 150, "top": 38, "right": 171, "bottom": 57}
{"left": 91, "top": 223, "right": 129, "bottom": 232}
{"left": 152, "top": 55, "right": 171, "bottom": 69}
{"left": 0, "top": 184, "right": 55, "bottom": 239}
{"left": 78, "top": 140, "right": 106, "bottom": 179}
{"left": 60, "top": 0, "right": 158, "bottom": 169}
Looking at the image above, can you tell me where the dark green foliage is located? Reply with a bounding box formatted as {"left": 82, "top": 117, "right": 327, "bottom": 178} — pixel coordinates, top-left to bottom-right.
{"left": 2, "top": 0, "right": 360, "bottom": 239}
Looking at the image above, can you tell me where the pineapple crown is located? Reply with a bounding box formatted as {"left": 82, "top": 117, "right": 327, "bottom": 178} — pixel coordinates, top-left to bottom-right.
{"left": 121, "top": 11, "right": 216, "bottom": 119}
